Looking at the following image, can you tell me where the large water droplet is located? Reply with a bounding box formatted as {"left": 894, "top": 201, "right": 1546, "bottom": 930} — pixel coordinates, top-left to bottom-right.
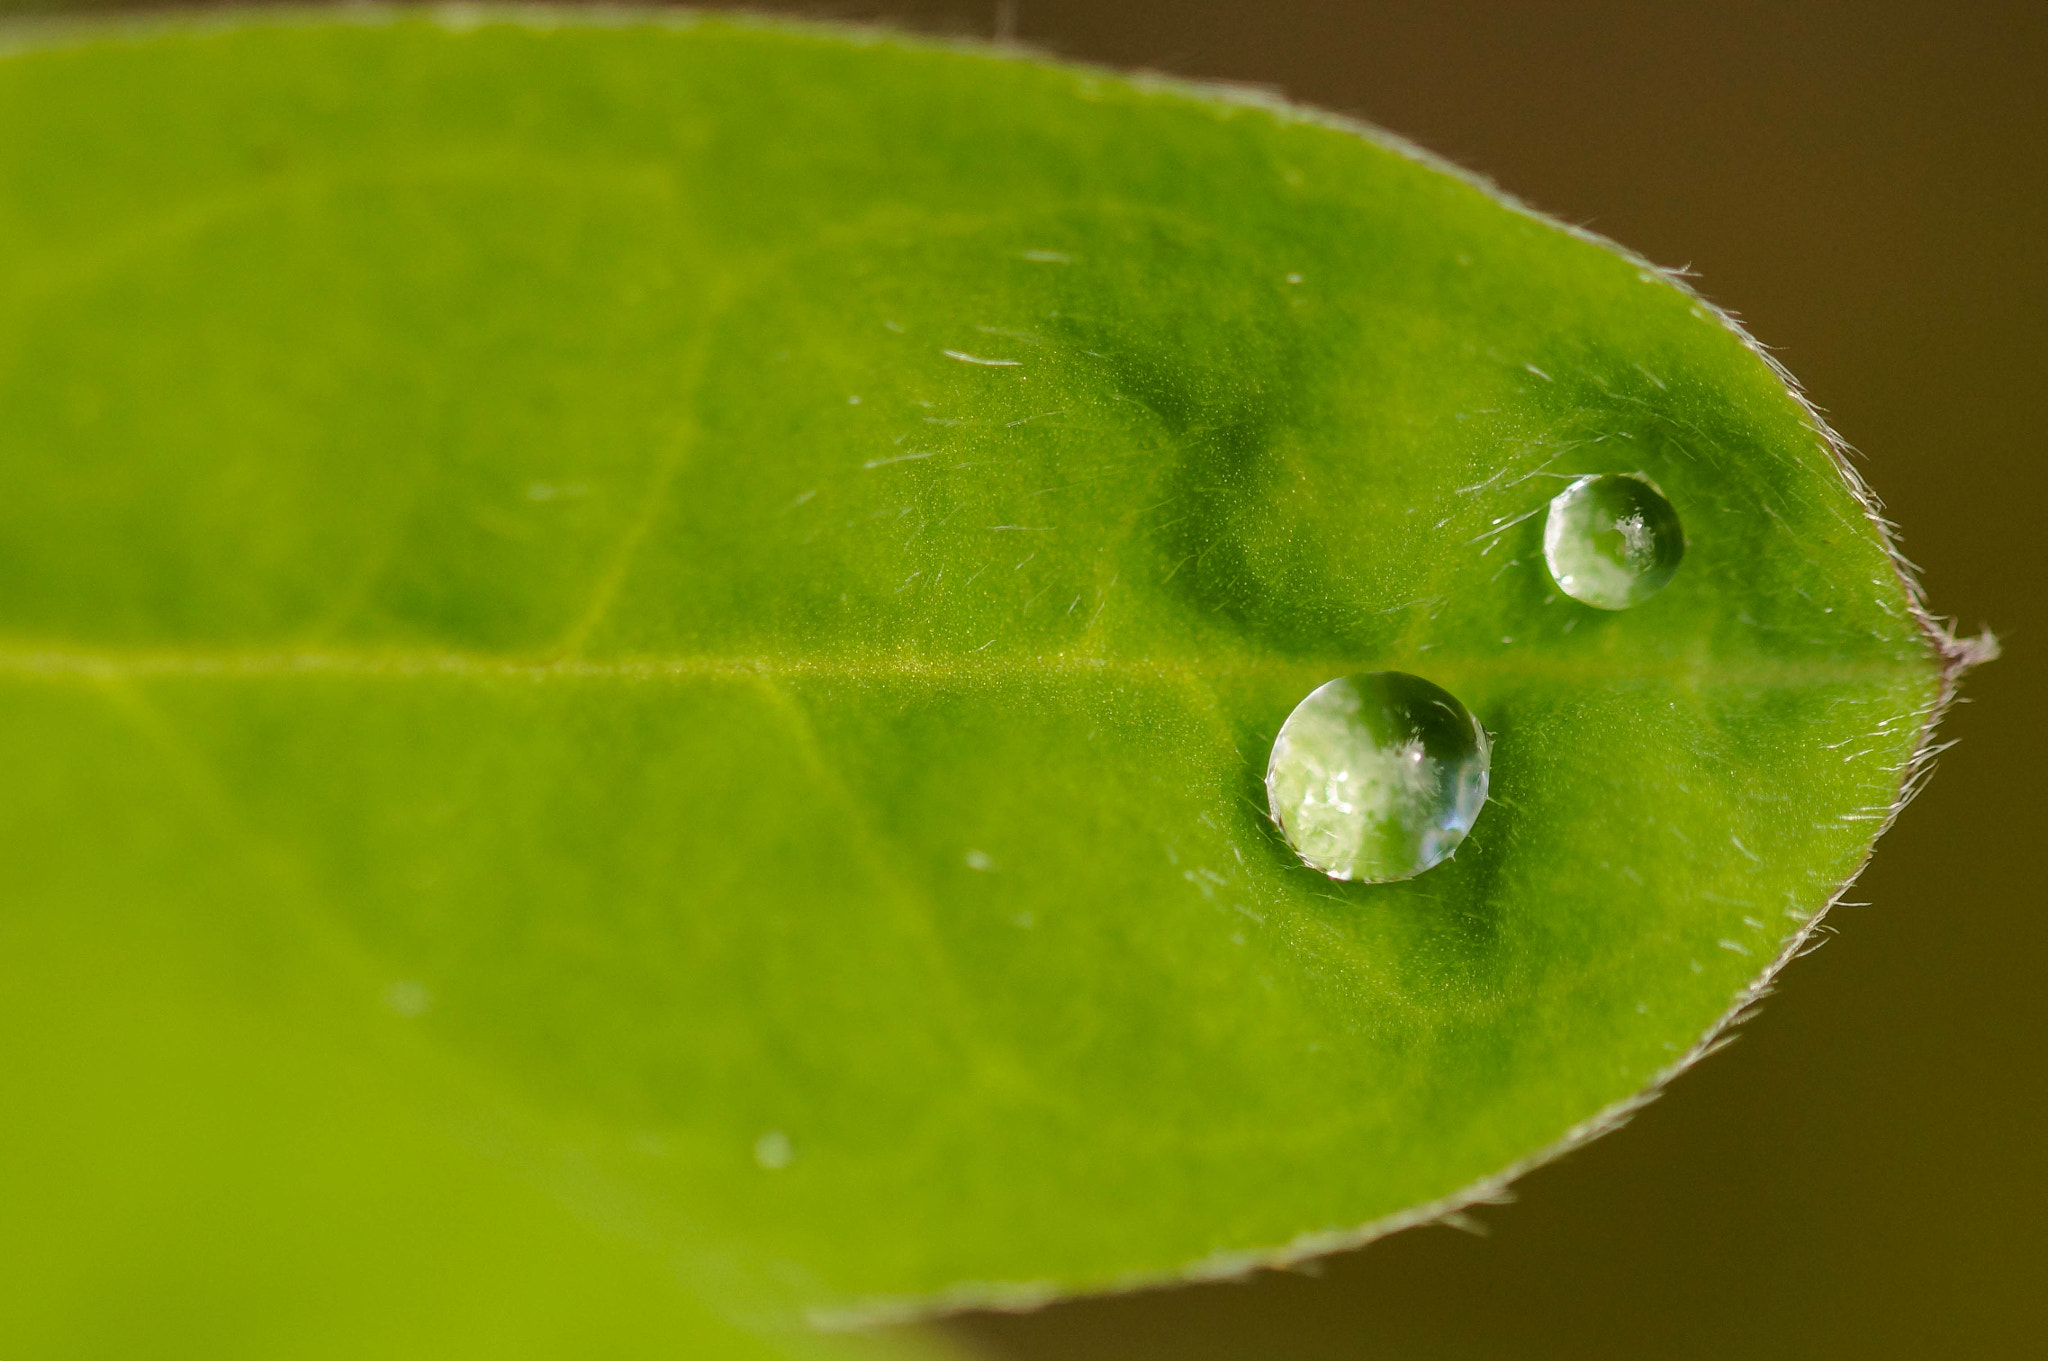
{"left": 1542, "top": 472, "right": 1685, "bottom": 609}
{"left": 1266, "top": 672, "right": 1491, "bottom": 883}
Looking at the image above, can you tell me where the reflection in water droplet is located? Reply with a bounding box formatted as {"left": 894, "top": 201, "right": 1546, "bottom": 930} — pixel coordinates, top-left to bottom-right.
{"left": 1266, "top": 672, "right": 1491, "bottom": 883}
{"left": 1543, "top": 472, "right": 1685, "bottom": 609}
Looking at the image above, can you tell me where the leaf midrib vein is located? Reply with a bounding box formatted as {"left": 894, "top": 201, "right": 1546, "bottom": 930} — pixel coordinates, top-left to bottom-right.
{"left": 0, "top": 643, "right": 1932, "bottom": 689}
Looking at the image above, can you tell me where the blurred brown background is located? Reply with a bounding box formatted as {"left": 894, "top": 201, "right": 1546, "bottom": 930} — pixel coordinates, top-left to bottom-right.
{"left": 6, "top": 1, "right": 2040, "bottom": 1356}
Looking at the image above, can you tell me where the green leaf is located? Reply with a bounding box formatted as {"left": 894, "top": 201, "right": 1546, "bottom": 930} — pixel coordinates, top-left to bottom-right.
{"left": 0, "top": 875, "right": 930, "bottom": 1361}
{"left": 0, "top": 7, "right": 1960, "bottom": 1339}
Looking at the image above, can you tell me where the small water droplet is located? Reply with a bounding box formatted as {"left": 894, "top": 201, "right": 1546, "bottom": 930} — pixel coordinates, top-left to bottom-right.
{"left": 1266, "top": 672, "right": 1491, "bottom": 883}
{"left": 964, "top": 849, "right": 995, "bottom": 871}
{"left": 1542, "top": 472, "right": 1685, "bottom": 609}
{"left": 753, "top": 1129, "right": 794, "bottom": 1169}
{"left": 383, "top": 980, "right": 431, "bottom": 1017}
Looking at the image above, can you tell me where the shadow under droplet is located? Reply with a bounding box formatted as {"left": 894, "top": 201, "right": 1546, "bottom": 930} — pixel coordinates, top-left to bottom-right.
{"left": 1223, "top": 696, "right": 1510, "bottom": 976}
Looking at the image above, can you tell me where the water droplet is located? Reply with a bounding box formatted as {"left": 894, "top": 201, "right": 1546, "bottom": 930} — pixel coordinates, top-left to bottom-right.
{"left": 383, "top": 979, "right": 431, "bottom": 1017}
{"left": 1266, "top": 672, "right": 1491, "bottom": 883}
{"left": 753, "top": 1129, "right": 794, "bottom": 1169}
{"left": 1543, "top": 473, "right": 1685, "bottom": 609}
